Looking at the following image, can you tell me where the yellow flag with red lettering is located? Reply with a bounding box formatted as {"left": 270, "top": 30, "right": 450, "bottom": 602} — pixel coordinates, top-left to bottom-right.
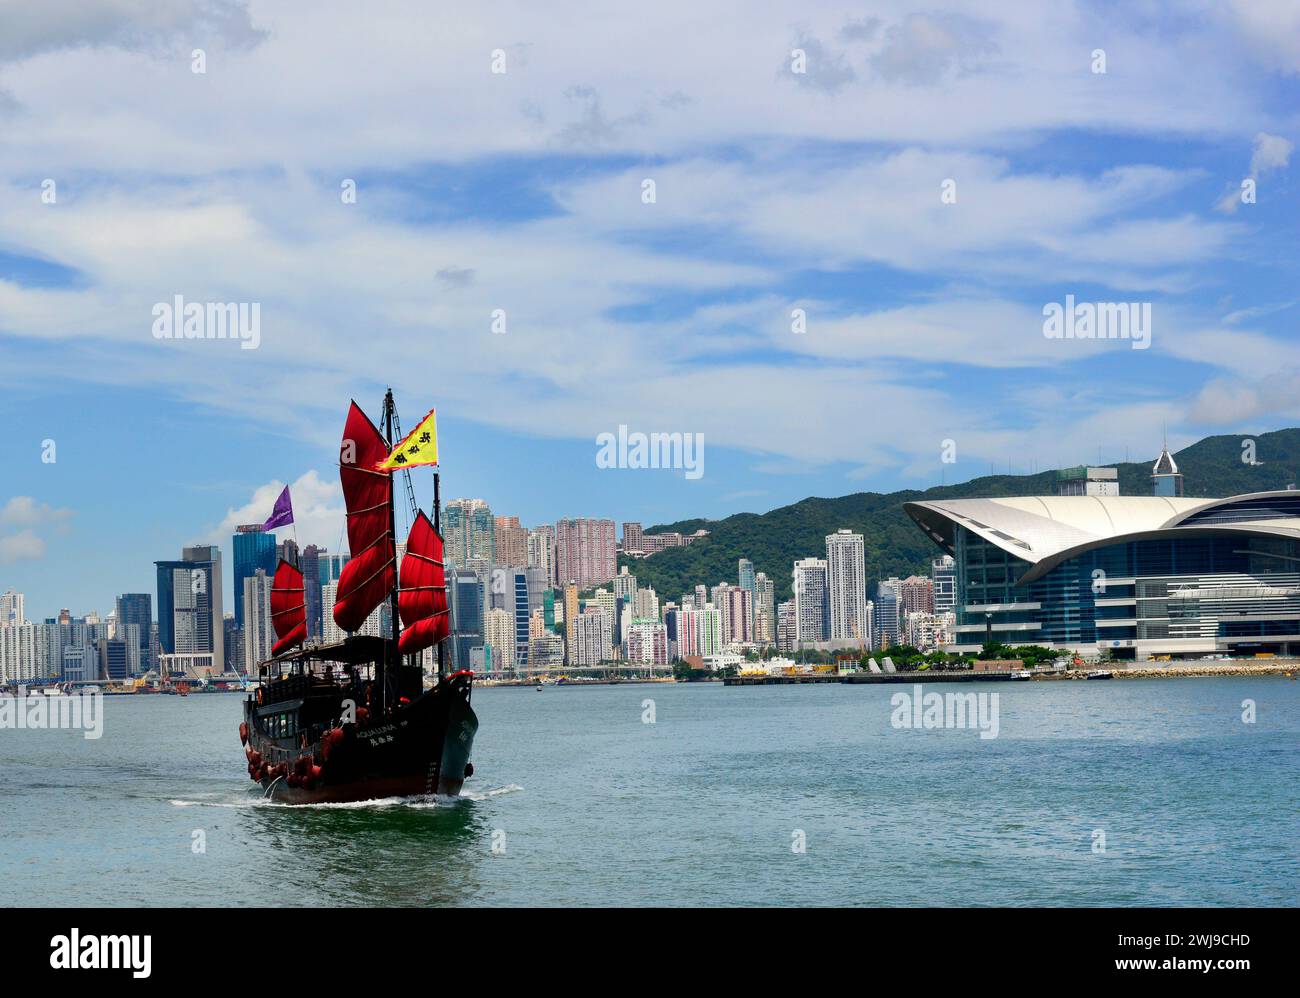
{"left": 377, "top": 408, "right": 438, "bottom": 471}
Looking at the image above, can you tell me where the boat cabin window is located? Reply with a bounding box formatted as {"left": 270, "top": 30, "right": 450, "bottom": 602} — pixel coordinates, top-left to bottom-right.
{"left": 270, "top": 712, "right": 297, "bottom": 739}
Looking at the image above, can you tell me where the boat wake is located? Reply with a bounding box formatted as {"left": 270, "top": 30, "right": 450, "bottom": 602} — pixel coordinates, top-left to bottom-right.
{"left": 168, "top": 783, "right": 523, "bottom": 810}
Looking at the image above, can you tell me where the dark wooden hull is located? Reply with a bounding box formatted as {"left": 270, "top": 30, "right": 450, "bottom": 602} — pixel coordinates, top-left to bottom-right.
{"left": 241, "top": 673, "right": 478, "bottom": 804}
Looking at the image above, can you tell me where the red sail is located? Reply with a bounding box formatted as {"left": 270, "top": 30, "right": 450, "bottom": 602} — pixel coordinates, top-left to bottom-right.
{"left": 270, "top": 558, "right": 307, "bottom": 657}
{"left": 333, "top": 400, "right": 396, "bottom": 634}
{"left": 397, "top": 511, "right": 449, "bottom": 656}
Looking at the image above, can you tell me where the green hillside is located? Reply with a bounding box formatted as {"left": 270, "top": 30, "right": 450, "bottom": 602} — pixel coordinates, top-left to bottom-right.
{"left": 621, "top": 428, "right": 1300, "bottom": 604}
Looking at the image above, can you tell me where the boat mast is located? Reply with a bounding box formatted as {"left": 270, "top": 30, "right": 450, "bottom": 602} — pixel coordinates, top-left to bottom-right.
{"left": 433, "top": 466, "right": 447, "bottom": 682}
{"left": 382, "top": 387, "right": 399, "bottom": 714}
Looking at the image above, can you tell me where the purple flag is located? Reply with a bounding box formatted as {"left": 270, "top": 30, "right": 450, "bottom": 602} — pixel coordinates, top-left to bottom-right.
{"left": 261, "top": 485, "right": 294, "bottom": 531}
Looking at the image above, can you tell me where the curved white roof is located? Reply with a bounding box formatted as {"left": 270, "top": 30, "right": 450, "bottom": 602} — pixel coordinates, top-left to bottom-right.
{"left": 904, "top": 490, "right": 1300, "bottom": 583}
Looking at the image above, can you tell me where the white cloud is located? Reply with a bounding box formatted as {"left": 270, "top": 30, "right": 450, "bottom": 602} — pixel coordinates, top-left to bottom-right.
{"left": 0, "top": 529, "right": 45, "bottom": 564}
{"left": 0, "top": 1, "right": 1293, "bottom": 496}
{"left": 211, "top": 470, "right": 344, "bottom": 551}
{"left": 0, "top": 498, "right": 72, "bottom": 566}
{"left": 0, "top": 0, "right": 1281, "bottom": 175}
{"left": 553, "top": 155, "right": 1230, "bottom": 288}
{"left": 1221, "top": 0, "right": 1300, "bottom": 74}
{"left": 0, "top": 0, "right": 264, "bottom": 64}
{"left": 1249, "top": 132, "right": 1293, "bottom": 175}
{"left": 1216, "top": 132, "right": 1293, "bottom": 212}
{"left": 0, "top": 496, "right": 74, "bottom": 527}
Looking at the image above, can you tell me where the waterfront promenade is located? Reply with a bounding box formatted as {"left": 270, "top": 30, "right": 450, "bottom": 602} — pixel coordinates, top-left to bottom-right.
{"left": 724, "top": 660, "right": 1298, "bottom": 686}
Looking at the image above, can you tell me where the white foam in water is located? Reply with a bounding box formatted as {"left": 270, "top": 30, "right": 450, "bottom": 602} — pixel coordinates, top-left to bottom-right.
{"left": 168, "top": 783, "right": 523, "bottom": 810}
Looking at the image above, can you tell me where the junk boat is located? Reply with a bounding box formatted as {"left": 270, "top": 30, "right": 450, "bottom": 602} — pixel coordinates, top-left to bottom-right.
{"left": 239, "top": 392, "right": 477, "bottom": 803}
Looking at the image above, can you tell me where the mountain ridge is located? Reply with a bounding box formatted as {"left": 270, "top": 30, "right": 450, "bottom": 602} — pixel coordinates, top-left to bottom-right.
{"left": 621, "top": 428, "right": 1300, "bottom": 604}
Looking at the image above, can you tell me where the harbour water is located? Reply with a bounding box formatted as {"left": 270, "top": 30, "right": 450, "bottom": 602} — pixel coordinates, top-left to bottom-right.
{"left": 2, "top": 679, "right": 1296, "bottom": 907}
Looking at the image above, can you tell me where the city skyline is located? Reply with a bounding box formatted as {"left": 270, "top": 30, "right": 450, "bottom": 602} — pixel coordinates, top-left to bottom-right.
{"left": 1, "top": 426, "right": 1295, "bottom": 623}
{"left": 3, "top": 2, "right": 1300, "bottom": 622}
{"left": 0, "top": 507, "right": 871, "bottom": 678}
{"left": 3, "top": 437, "right": 1229, "bottom": 680}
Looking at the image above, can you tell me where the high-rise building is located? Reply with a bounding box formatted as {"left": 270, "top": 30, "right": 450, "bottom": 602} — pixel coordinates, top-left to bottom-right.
{"left": 621, "top": 522, "right": 645, "bottom": 555}
{"left": 524, "top": 565, "right": 548, "bottom": 616}
{"left": 555, "top": 518, "right": 617, "bottom": 590}
{"left": 592, "top": 588, "right": 616, "bottom": 623}
{"left": 738, "top": 558, "right": 755, "bottom": 593}
{"left": 776, "top": 600, "right": 796, "bottom": 652}
{"left": 155, "top": 545, "right": 224, "bottom": 667}
{"left": 710, "top": 582, "right": 731, "bottom": 636}
{"left": 931, "top": 555, "right": 956, "bottom": 614}
{"left": 633, "top": 586, "right": 659, "bottom": 622}
{"left": 792, "top": 557, "right": 829, "bottom": 643}
{"left": 301, "top": 545, "right": 323, "bottom": 640}
{"left": 530, "top": 632, "right": 564, "bottom": 667}
{"left": 527, "top": 526, "right": 556, "bottom": 587}
{"left": 116, "top": 621, "right": 143, "bottom": 676}
{"left": 318, "top": 551, "right": 348, "bottom": 585}
{"left": 508, "top": 568, "right": 531, "bottom": 668}
{"left": 115, "top": 593, "right": 153, "bottom": 672}
{"left": 232, "top": 525, "right": 276, "bottom": 629}
{"left": 617, "top": 596, "right": 632, "bottom": 655}
{"left": 480, "top": 606, "right": 513, "bottom": 671}
{"left": 627, "top": 620, "right": 668, "bottom": 665}
{"left": 713, "top": 584, "right": 753, "bottom": 645}
{"left": 673, "top": 606, "right": 698, "bottom": 658}
{"left": 442, "top": 498, "right": 495, "bottom": 567}
{"left": 449, "top": 568, "right": 484, "bottom": 671}
{"left": 1152, "top": 443, "right": 1184, "bottom": 496}
{"left": 494, "top": 515, "right": 528, "bottom": 567}
{"left": 42, "top": 617, "right": 108, "bottom": 682}
{"left": 320, "top": 582, "right": 382, "bottom": 644}
{"left": 0, "top": 588, "right": 25, "bottom": 628}
{"left": 277, "top": 538, "right": 300, "bottom": 568}
{"left": 562, "top": 583, "right": 580, "bottom": 663}
{"left": 825, "top": 530, "right": 867, "bottom": 643}
{"left": 662, "top": 604, "right": 679, "bottom": 657}
{"left": 97, "top": 638, "right": 131, "bottom": 681}
{"left": 0, "top": 622, "right": 50, "bottom": 683}
{"left": 753, "top": 572, "right": 776, "bottom": 644}
{"left": 60, "top": 642, "right": 98, "bottom": 682}
{"left": 242, "top": 569, "right": 276, "bottom": 673}
{"left": 874, "top": 578, "right": 901, "bottom": 649}
{"left": 906, "top": 610, "right": 956, "bottom": 651}
{"left": 698, "top": 603, "right": 724, "bottom": 656}
{"left": 1057, "top": 466, "right": 1119, "bottom": 496}
{"left": 613, "top": 565, "right": 638, "bottom": 605}
{"left": 224, "top": 614, "right": 241, "bottom": 674}
{"left": 899, "top": 575, "right": 934, "bottom": 624}
{"left": 574, "top": 607, "right": 613, "bottom": 666}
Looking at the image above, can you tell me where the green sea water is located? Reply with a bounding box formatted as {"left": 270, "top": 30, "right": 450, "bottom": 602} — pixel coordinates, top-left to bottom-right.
{"left": 2, "top": 678, "right": 1296, "bottom": 906}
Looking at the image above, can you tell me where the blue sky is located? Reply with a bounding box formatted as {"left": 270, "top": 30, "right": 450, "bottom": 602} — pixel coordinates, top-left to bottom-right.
{"left": 1, "top": 0, "right": 1299, "bottom": 619}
